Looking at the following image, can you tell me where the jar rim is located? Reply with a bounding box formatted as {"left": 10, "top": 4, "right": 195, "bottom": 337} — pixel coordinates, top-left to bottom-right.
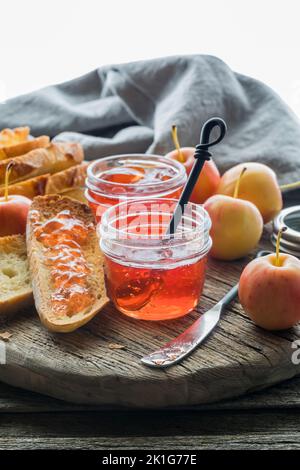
{"left": 272, "top": 205, "right": 300, "bottom": 256}
{"left": 100, "top": 198, "right": 212, "bottom": 258}
{"left": 86, "top": 154, "right": 187, "bottom": 194}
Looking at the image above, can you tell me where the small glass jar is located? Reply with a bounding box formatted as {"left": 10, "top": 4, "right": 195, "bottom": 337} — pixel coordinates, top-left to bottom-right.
{"left": 99, "top": 198, "right": 212, "bottom": 321}
{"left": 86, "top": 154, "right": 187, "bottom": 222}
{"left": 272, "top": 205, "right": 300, "bottom": 256}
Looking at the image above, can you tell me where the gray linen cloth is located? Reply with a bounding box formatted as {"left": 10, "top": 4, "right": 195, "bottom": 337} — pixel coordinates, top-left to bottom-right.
{"left": 1, "top": 54, "right": 300, "bottom": 183}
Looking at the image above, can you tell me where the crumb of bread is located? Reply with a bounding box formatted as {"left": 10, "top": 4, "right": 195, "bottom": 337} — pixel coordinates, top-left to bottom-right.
{"left": 0, "top": 331, "right": 12, "bottom": 341}
{"left": 108, "top": 343, "right": 125, "bottom": 350}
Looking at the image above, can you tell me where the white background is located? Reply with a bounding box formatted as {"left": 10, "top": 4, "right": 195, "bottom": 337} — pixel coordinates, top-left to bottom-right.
{"left": 1, "top": 0, "right": 300, "bottom": 117}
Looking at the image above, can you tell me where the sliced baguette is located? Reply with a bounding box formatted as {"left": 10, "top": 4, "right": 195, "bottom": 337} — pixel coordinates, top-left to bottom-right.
{"left": 0, "top": 142, "right": 84, "bottom": 187}
{"left": 27, "top": 195, "right": 108, "bottom": 332}
{"left": 60, "top": 187, "right": 87, "bottom": 204}
{"left": 0, "top": 174, "right": 50, "bottom": 199}
{"left": 0, "top": 127, "right": 30, "bottom": 147}
{"left": 0, "top": 163, "right": 88, "bottom": 201}
{"left": 44, "top": 162, "right": 88, "bottom": 195}
{"left": 0, "top": 235, "right": 33, "bottom": 316}
{"left": 0, "top": 135, "right": 50, "bottom": 160}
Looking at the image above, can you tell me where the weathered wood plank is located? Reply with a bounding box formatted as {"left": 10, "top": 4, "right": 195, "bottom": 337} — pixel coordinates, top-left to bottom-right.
{"left": 1, "top": 435, "right": 300, "bottom": 450}
{"left": 1, "top": 409, "right": 300, "bottom": 449}
{"left": 1, "top": 409, "right": 300, "bottom": 436}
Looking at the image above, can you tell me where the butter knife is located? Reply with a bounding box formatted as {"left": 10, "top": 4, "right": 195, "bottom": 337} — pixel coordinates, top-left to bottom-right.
{"left": 141, "top": 250, "right": 271, "bottom": 368}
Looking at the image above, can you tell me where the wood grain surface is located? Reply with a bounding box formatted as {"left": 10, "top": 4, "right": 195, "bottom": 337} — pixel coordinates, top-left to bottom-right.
{"left": 0, "top": 192, "right": 299, "bottom": 407}
{"left": 2, "top": 377, "right": 300, "bottom": 450}
{"left": 1, "top": 374, "right": 300, "bottom": 413}
{"left": 1, "top": 405, "right": 300, "bottom": 450}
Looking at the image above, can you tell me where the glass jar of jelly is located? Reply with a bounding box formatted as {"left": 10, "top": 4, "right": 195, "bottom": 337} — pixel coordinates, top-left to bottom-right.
{"left": 85, "top": 154, "right": 187, "bottom": 222}
{"left": 100, "top": 198, "right": 212, "bottom": 321}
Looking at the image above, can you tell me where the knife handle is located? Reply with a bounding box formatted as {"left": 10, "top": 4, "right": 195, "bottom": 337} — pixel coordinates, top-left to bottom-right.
{"left": 220, "top": 284, "right": 239, "bottom": 307}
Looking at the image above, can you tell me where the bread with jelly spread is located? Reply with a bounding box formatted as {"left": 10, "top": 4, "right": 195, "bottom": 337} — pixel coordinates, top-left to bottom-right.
{"left": 27, "top": 195, "right": 108, "bottom": 332}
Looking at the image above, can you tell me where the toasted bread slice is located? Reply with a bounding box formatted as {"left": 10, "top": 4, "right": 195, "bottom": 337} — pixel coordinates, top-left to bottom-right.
{"left": 0, "top": 135, "right": 50, "bottom": 160}
{"left": 0, "top": 142, "right": 84, "bottom": 187}
{"left": 0, "top": 127, "right": 30, "bottom": 147}
{"left": 27, "top": 195, "right": 108, "bottom": 332}
{"left": 0, "top": 174, "right": 50, "bottom": 199}
{"left": 0, "top": 163, "right": 88, "bottom": 201}
{"left": 44, "top": 162, "right": 88, "bottom": 195}
{"left": 0, "top": 235, "right": 33, "bottom": 317}
{"left": 61, "top": 187, "right": 87, "bottom": 203}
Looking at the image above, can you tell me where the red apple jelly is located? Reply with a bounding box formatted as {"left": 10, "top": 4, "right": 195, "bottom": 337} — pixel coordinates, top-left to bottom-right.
{"left": 86, "top": 154, "right": 187, "bottom": 222}
{"left": 29, "top": 209, "right": 94, "bottom": 318}
{"left": 99, "top": 199, "right": 212, "bottom": 321}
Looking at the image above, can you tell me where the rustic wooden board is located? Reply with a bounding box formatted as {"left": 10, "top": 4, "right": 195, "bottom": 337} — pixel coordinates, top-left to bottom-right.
{"left": 0, "top": 221, "right": 300, "bottom": 408}
{"left": 2, "top": 374, "right": 300, "bottom": 413}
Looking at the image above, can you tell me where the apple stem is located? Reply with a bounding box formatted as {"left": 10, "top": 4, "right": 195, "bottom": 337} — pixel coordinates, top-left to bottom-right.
{"left": 4, "top": 161, "right": 13, "bottom": 202}
{"left": 233, "top": 167, "right": 247, "bottom": 198}
{"left": 171, "top": 125, "right": 185, "bottom": 163}
{"left": 280, "top": 180, "right": 300, "bottom": 192}
{"left": 275, "top": 226, "right": 287, "bottom": 267}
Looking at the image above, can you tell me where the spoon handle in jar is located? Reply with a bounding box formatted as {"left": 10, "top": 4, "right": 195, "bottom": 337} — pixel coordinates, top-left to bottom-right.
{"left": 141, "top": 250, "right": 271, "bottom": 369}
